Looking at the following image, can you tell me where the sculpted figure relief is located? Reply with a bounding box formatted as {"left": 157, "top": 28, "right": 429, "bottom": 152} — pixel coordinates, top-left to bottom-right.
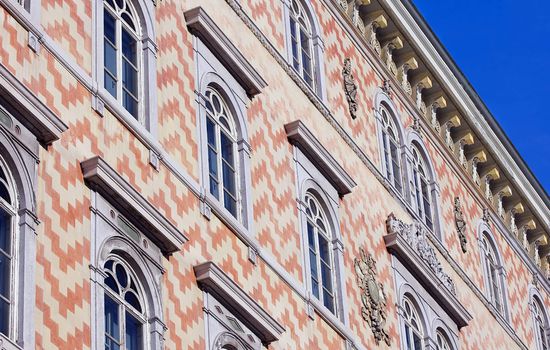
{"left": 454, "top": 197, "right": 468, "bottom": 253}
{"left": 354, "top": 248, "right": 391, "bottom": 345}
{"left": 342, "top": 58, "right": 359, "bottom": 119}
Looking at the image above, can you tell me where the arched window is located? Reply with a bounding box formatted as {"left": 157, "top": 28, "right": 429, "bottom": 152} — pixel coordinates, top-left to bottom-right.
{"left": 305, "top": 192, "right": 337, "bottom": 314}
{"left": 402, "top": 297, "right": 423, "bottom": 350}
{"left": 205, "top": 87, "right": 240, "bottom": 219}
{"left": 481, "top": 233, "right": 504, "bottom": 314}
{"left": 411, "top": 146, "right": 433, "bottom": 230}
{"left": 0, "top": 161, "right": 15, "bottom": 338}
{"left": 381, "top": 105, "right": 403, "bottom": 193}
{"left": 289, "top": 0, "right": 315, "bottom": 88}
{"left": 532, "top": 297, "right": 549, "bottom": 350}
{"left": 103, "top": 0, "right": 141, "bottom": 119}
{"left": 436, "top": 330, "right": 453, "bottom": 350}
{"left": 103, "top": 256, "right": 146, "bottom": 350}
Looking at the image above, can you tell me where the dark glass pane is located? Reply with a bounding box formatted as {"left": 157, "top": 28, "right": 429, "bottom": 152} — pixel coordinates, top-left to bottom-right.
{"left": 122, "top": 29, "right": 137, "bottom": 65}
{"left": 321, "top": 261, "right": 332, "bottom": 291}
{"left": 104, "top": 71, "right": 117, "bottom": 98}
{"left": 318, "top": 235, "right": 329, "bottom": 264}
{"left": 125, "top": 312, "right": 142, "bottom": 350}
{"left": 311, "top": 276, "right": 319, "bottom": 299}
{"left": 208, "top": 147, "right": 218, "bottom": 178}
{"left": 104, "top": 295, "right": 120, "bottom": 342}
{"left": 104, "top": 273, "right": 119, "bottom": 294}
{"left": 223, "top": 191, "right": 237, "bottom": 217}
{"left": 104, "top": 40, "right": 117, "bottom": 76}
{"left": 323, "top": 289, "right": 334, "bottom": 313}
{"left": 307, "top": 223, "right": 315, "bottom": 249}
{"left": 309, "top": 249, "right": 317, "bottom": 279}
{"left": 124, "top": 291, "right": 142, "bottom": 313}
{"left": 0, "top": 210, "right": 11, "bottom": 252}
{"left": 219, "top": 116, "right": 231, "bottom": 131}
{"left": 211, "top": 93, "right": 221, "bottom": 114}
{"left": 222, "top": 162, "right": 236, "bottom": 197}
{"left": 123, "top": 90, "right": 138, "bottom": 118}
{"left": 209, "top": 176, "right": 219, "bottom": 199}
{"left": 115, "top": 264, "right": 128, "bottom": 288}
{"left": 104, "top": 10, "right": 116, "bottom": 44}
{"left": 115, "top": 0, "right": 123, "bottom": 9}
{"left": 206, "top": 118, "right": 216, "bottom": 147}
{"left": 0, "top": 252, "right": 10, "bottom": 299}
{"left": 404, "top": 325, "right": 411, "bottom": 350}
{"left": 413, "top": 333, "right": 422, "bottom": 350}
{"left": 220, "top": 133, "right": 234, "bottom": 164}
{"left": 122, "top": 59, "right": 138, "bottom": 97}
{"left": 316, "top": 218, "right": 326, "bottom": 233}
{"left": 391, "top": 142, "right": 402, "bottom": 192}
{"left": 121, "top": 13, "right": 136, "bottom": 32}
{"left": 0, "top": 297, "right": 8, "bottom": 336}
{"left": 0, "top": 183, "right": 10, "bottom": 204}
{"left": 104, "top": 259, "right": 114, "bottom": 271}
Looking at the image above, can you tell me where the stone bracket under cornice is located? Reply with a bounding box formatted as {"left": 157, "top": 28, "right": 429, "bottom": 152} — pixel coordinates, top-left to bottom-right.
{"left": 285, "top": 120, "right": 357, "bottom": 196}
{"left": 81, "top": 156, "right": 188, "bottom": 255}
{"left": 194, "top": 261, "right": 285, "bottom": 345}
{"left": 384, "top": 213, "right": 472, "bottom": 328}
{"left": 0, "top": 63, "right": 67, "bottom": 146}
{"left": 184, "top": 6, "right": 267, "bottom": 97}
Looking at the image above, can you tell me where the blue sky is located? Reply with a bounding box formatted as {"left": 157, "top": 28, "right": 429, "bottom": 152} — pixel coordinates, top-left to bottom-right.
{"left": 412, "top": 0, "right": 550, "bottom": 195}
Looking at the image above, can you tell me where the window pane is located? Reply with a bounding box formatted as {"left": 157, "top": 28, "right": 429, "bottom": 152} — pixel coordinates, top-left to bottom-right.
{"left": 125, "top": 312, "right": 142, "bottom": 350}
{"left": 123, "top": 90, "right": 138, "bottom": 119}
{"left": 307, "top": 223, "right": 315, "bottom": 250}
{"left": 413, "top": 333, "right": 422, "bottom": 350}
{"left": 320, "top": 261, "right": 332, "bottom": 292}
{"left": 220, "top": 133, "right": 234, "bottom": 165}
{"left": 121, "top": 29, "right": 137, "bottom": 66}
{"left": 104, "top": 41, "right": 117, "bottom": 77}
{"left": 0, "top": 297, "right": 8, "bottom": 336}
{"left": 0, "top": 210, "right": 11, "bottom": 253}
{"left": 104, "top": 296, "right": 120, "bottom": 350}
{"left": 209, "top": 176, "right": 219, "bottom": 199}
{"left": 223, "top": 191, "right": 237, "bottom": 217}
{"left": 0, "top": 252, "right": 10, "bottom": 300}
{"left": 122, "top": 59, "right": 138, "bottom": 98}
{"left": 323, "top": 289, "right": 334, "bottom": 313}
{"left": 104, "top": 10, "right": 116, "bottom": 44}
{"left": 390, "top": 142, "right": 402, "bottom": 192}
{"left": 309, "top": 250, "right": 318, "bottom": 284}
{"left": 104, "top": 71, "right": 117, "bottom": 98}
{"left": 208, "top": 147, "right": 218, "bottom": 178}
{"left": 311, "top": 275, "right": 319, "bottom": 299}
{"left": 222, "top": 162, "right": 236, "bottom": 197}
{"left": 318, "top": 235, "right": 330, "bottom": 264}
{"left": 206, "top": 118, "right": 216, "bottom": 147}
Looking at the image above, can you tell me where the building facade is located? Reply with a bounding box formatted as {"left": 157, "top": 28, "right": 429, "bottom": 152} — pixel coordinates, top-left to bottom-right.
{"left": 0, "top": 0, "right": 549, "bottom": 349}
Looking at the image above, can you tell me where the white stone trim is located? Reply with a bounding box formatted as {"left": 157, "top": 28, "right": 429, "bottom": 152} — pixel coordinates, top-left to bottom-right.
{"left": 80, "top": 156, "right": 188, "bottom": 254}
{"left": 185, "top": 7, "right": 267, "bottom": 97}
{"left": 285, "top": 120, "right": 356, "bottom": 196}
{"left": 194, "top": 261, "right": 285, "bottom": 345}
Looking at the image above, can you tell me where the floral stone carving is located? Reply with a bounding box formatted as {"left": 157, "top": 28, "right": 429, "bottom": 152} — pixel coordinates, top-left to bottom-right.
{"left": 342, "top": 58, "right": 358, "bottom": 119}
{"left": 386, "top": 213, "right": 457, "bottom": 295}
{"left": 454, "top": 197, "right": 468, "bottom": 253}
{"left": 354, "top": 247, "right": 391, "bottom": 345}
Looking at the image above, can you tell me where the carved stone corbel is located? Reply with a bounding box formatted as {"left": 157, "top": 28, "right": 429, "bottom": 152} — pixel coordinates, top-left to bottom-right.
{"left": 494, "top": 185, "right": 512, "bottom": 218}
{"left": 413, "top": 75, "right": 432, "bottom": 114}
{"left": 381, "top": 36, "right": 403, "bottom": 76}
{"left": 519, "top": 219, "right": 537, "bottom": 250}
{"left": 530, "top": 236, "right": 548, "bottom": 268}
{"left": 427, "top": 96, "right": 447, "bottom": 131}
{"left": 365, "top": 12, "right": 387, "bottom": 55}
{"left": 455, "top": 132, "right": 474, "bottom": 168}
{"left": 482, "top": 167, "right": 500, "bottom": 201}
{"left": 441, "top": 114, "right": 461, "bottom": 150}
{"left": 354, "top": 248, "right": 391, "bottom": 345}
{"left": 396, "top": 56, "right": 418, "bottom": 94}
{"left": 454, "top": 197, "right": 468, "bottom": 253}
{"left": 342, "top": 58, "right": 359, "bottom": 119}
{"left": 469, "top": 150, "right": 487, "bottom": 185}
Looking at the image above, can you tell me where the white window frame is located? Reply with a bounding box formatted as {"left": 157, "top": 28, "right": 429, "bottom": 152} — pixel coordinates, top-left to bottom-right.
{"left": 283, "top": 0, "right": 327, "bottom": 100}
{"left": 401, "top": 296, "right": 424, "bottom": 350}
{"left": 89, "top": 193, "right": 166, "bottom": 350}
{"left": 92, "top": 0, "right": 158, "bottom": 134}
{"left": 530, "top": 288, "right": 550, "bottom": 350}
{"left": 477, "top": 222, "right": 509, "bottom": 320}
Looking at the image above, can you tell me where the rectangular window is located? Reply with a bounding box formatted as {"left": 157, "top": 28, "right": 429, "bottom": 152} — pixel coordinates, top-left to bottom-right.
{"left": 121, "top": 29, "right": 138, "bottom": 119}
{"left": 220, "top": 132, "right": 237, "bottom": 217}
{"left": 104, "top": 10, "right": 118, "bottom": 99}
{"left": 390, "top": 141, "right": 402, "bottom": 193}
{"left": 307, "top": 222, "right": 319, "bottom": 298}
{"left": 207, "top": 118, "right": 219, "bottom": 199}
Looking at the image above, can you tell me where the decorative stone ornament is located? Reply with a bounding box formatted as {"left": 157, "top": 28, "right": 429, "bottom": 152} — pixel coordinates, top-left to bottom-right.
{"left": 482, "top": 207, "right": 490, "bottom": 223}
{"left": 381, "top": 79, "right": 392, "bottom": 98}
{"left": 454, "top": 197, "right": 468, "bottom": 253}
{"left": 342, "top": 58, "right": 359, "bottom": 119}
{"left": 354, "top": 247, "right": 391, "bottom": 346}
